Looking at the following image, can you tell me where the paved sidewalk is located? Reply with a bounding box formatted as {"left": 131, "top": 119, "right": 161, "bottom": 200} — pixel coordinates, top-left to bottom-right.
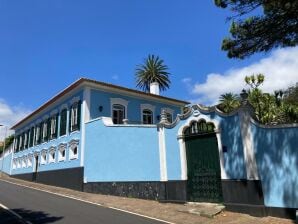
{"left": 0, "top": 175, "right": 294, "bottom": 224}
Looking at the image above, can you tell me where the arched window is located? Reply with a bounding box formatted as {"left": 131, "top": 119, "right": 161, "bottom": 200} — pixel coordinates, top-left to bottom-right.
{"left": 184, "top": 120, "right": 215, "bottom": 136}
{"left": 49, "top": 148, "right": 56, "bottom": 163}
{"left": 142, "top": 109, "right": 153, "bottom": 124}
{"left": 58, "top": 144, "right": 66, "bottom": 162}
{"left": 112, "top": 104, "right": 125, "bottom": 124}
{"left": 69, "top": 140, "right": 79, "bottom": 160}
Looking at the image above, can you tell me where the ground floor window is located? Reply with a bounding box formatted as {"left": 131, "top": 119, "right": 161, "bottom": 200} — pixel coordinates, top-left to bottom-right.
{"left": 49, "top": 148, "right": 56, "bottom": 163}
{"left": 40, "top": 151, "right": 47, "bottom": 165}
{"left": 58, "top": 144, "right": 66, "bottom": 162}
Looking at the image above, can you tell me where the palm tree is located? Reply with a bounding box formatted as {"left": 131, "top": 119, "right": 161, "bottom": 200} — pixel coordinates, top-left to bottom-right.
{"left": 218, "top": 93, "right": 240, "bottom": 113}
{"left": 135, "top": 54, "right": 171, "bottom": 92}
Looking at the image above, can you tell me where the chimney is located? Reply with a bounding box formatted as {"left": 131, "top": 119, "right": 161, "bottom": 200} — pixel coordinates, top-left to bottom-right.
{"left": 150, "top": 82, "right": 160, "bottom": 95}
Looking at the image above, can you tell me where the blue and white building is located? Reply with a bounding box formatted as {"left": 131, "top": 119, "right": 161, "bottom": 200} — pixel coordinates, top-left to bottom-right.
{"left": 1, "top": 78, "right": 297, "bottom": 220}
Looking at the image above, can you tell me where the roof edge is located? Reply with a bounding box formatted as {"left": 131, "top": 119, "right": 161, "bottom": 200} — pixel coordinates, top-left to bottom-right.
{"left": 11, "top": 78, "right": 190, "bottom": 130}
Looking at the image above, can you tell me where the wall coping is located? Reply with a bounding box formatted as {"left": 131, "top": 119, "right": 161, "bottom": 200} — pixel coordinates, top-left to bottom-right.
{"left": 85, "top": 117, "right": 157, "bottom": 128}
{"left": 160, "top": 104, "right": 298, "bottom": 130}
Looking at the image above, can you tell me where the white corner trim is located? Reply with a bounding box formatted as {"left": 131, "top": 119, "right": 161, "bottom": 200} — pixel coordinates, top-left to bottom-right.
{"left": 81, "top": 87, "right": 90, "bottom": 167}
{"left": 239, "top": 110, "right": 259, "bottom": 180}
{"left": 158, "top": 126, "right": 168, "bottom": 181}
{"left": 178, "top": 138, "right": 187, "bottom": 180}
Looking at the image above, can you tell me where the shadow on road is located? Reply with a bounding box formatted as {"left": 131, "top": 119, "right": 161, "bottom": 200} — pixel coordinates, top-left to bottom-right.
{"left": 11, "top": 208, "right": 63, "bottom": 224}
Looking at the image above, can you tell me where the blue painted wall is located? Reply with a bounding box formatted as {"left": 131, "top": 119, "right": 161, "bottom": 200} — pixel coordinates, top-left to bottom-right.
{"left": 0, "top": 153, "right": 12, "bottom": 174}
{"left": 90, "top": 89, "right": 181, "bottom": 123}
{"left": 84, "top": 119, "right": 160, "bottom": 182}
{"left": 251, "top": 124, "right": 298, "bottom": 208}
{"left": 12, "top": 89, "right": 83, "bottom": 175}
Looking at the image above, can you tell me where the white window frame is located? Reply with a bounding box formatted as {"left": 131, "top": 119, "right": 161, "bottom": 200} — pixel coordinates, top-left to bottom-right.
{"left": 69, "top": 139, "right": 79, "bottom": 160}
{"left": 48, "top": 147, "right": 56, "bottom": 163}
{"left": 27, "top": 155, "right": 33, "bottom": 167}
{"left": 35, "top": 125, "right": 40, "bottom": 144}
{"left": 58, "top": 144, "right": 66, "bottom": 162}
{"left": 22, "top": 156, "right": 27, "bottom": 168}
{"left": 50, "top": 115, "right": 57, "bottom": 138}
{"left": 19, "top": 135, "right": 23, "bottom": 151}
{"left": 110, "top": 98, "right": 128, "bottom": 124}
{"left": 40, "top": 150, "right": 47, "bottom": 165}
{"left": 42, "top": 121, "right": 48, "bottom": 142}
{"left": 24, "top": 132, "right": 28, "bottom": 148}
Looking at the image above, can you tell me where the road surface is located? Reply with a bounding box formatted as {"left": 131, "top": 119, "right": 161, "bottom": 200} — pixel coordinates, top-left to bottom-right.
{"left": 0, "top": 180, "right": 167, "bottom": 224}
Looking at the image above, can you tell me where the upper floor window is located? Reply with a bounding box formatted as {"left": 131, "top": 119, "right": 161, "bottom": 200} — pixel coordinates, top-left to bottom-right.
{"left": 60, "top": 108, "right": 67, "bottom": 136}
{"left": 70, "top": 101, "right": 81, "bottom": 132}
{"left": 142, "top": 109, "right": 153, "bottom": 124}
{"left": 19, "top": 135, "right": 23, "bottom": 151}
{"left": 24, "top": 132, "right": 28, "bottom": 149}
{"left": 41, "top": 119, "right": 51, "bottom": 143}
{"left": 35, "top": 123, "right": 42, "bottom": 145}
{"left": 29, "top": 126, "right": 34, "bottom": 147}
{"left": 50, "top": 114, "right": 58, "bottom": 139}
{"left": 112, "top": 104, "right": 125, "bottom": 124}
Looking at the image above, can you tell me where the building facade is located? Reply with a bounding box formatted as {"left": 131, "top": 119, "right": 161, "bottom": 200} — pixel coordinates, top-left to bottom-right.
{"left": 1, "top": 78, "right": 297, "bottom": 220}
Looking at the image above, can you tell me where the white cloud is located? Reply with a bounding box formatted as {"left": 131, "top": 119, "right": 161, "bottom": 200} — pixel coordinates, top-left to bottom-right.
{"left": 0, "top": 99, "right": 31, "bottom": 141}
{"left": 190, "top": 47, "right": 298, "bottom": 105}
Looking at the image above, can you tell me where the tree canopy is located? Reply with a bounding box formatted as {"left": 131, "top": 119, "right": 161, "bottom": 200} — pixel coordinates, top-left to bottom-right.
{"left": 215, "top": 0, "right": 298, "bottom": 59}
{"left": 135, "top": 54, "right": 171, "bottom": 92}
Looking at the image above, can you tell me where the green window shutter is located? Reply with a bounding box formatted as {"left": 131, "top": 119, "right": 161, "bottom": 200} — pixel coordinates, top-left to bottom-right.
{"left": 77, "top": 101, "right": 81, "bottom": 130}
{"left": 15, "top": 136, "right": 19, "bottom": 152}
{"left": 60, "top": 109, "right": 67, "bottom": 136}
{"left": 69, "top": 106, "right": 72, "bottom": 133}
{"left": 26, "top": 130, "right": 30, "bottom": 148}
{"left": 41, "top": 122, "right": 44, "bottom": 143}
{"left": 54, "top": 114, "right": 58, "bottom": 138}
{"left": 47, "top": 118, "right": 51, "bottom": 141}
{"left": 39, "top": 123, "right": 42, "bottom": 144}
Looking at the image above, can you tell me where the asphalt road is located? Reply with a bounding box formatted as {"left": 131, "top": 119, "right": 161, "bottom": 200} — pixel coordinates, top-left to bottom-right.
{"left": 0, "top": 180, "right": 167, "bottom": 224}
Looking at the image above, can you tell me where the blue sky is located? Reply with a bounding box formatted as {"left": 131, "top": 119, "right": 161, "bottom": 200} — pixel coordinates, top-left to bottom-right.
{"left": 0, "top": 0, "right": 297, "bottom": 134}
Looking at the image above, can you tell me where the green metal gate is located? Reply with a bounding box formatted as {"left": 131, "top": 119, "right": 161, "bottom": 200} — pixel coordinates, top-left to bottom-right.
{"left": 184, "top": 120, "right": 223, "bottom": 202}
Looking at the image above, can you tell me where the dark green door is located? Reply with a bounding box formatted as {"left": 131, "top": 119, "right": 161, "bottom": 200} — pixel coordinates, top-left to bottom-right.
{"left": 185, "top": 131, "right": 223, "bottom": 202}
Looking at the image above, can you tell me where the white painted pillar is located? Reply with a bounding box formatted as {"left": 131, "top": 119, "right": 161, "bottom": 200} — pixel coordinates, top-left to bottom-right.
{"left": 80, "top": 87, "right": 91, "bottom": 167}
{"left": 178, "top": 138, "right": 187, "bottom": 180}
{"left": 158, "top": 126, "right": 168, "bottom": 181}
{"left": 239, "top": 110, "right": 259, "bottom": 180}
{"left": 215, "top": 131, "right": 228, "bottom": 179}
